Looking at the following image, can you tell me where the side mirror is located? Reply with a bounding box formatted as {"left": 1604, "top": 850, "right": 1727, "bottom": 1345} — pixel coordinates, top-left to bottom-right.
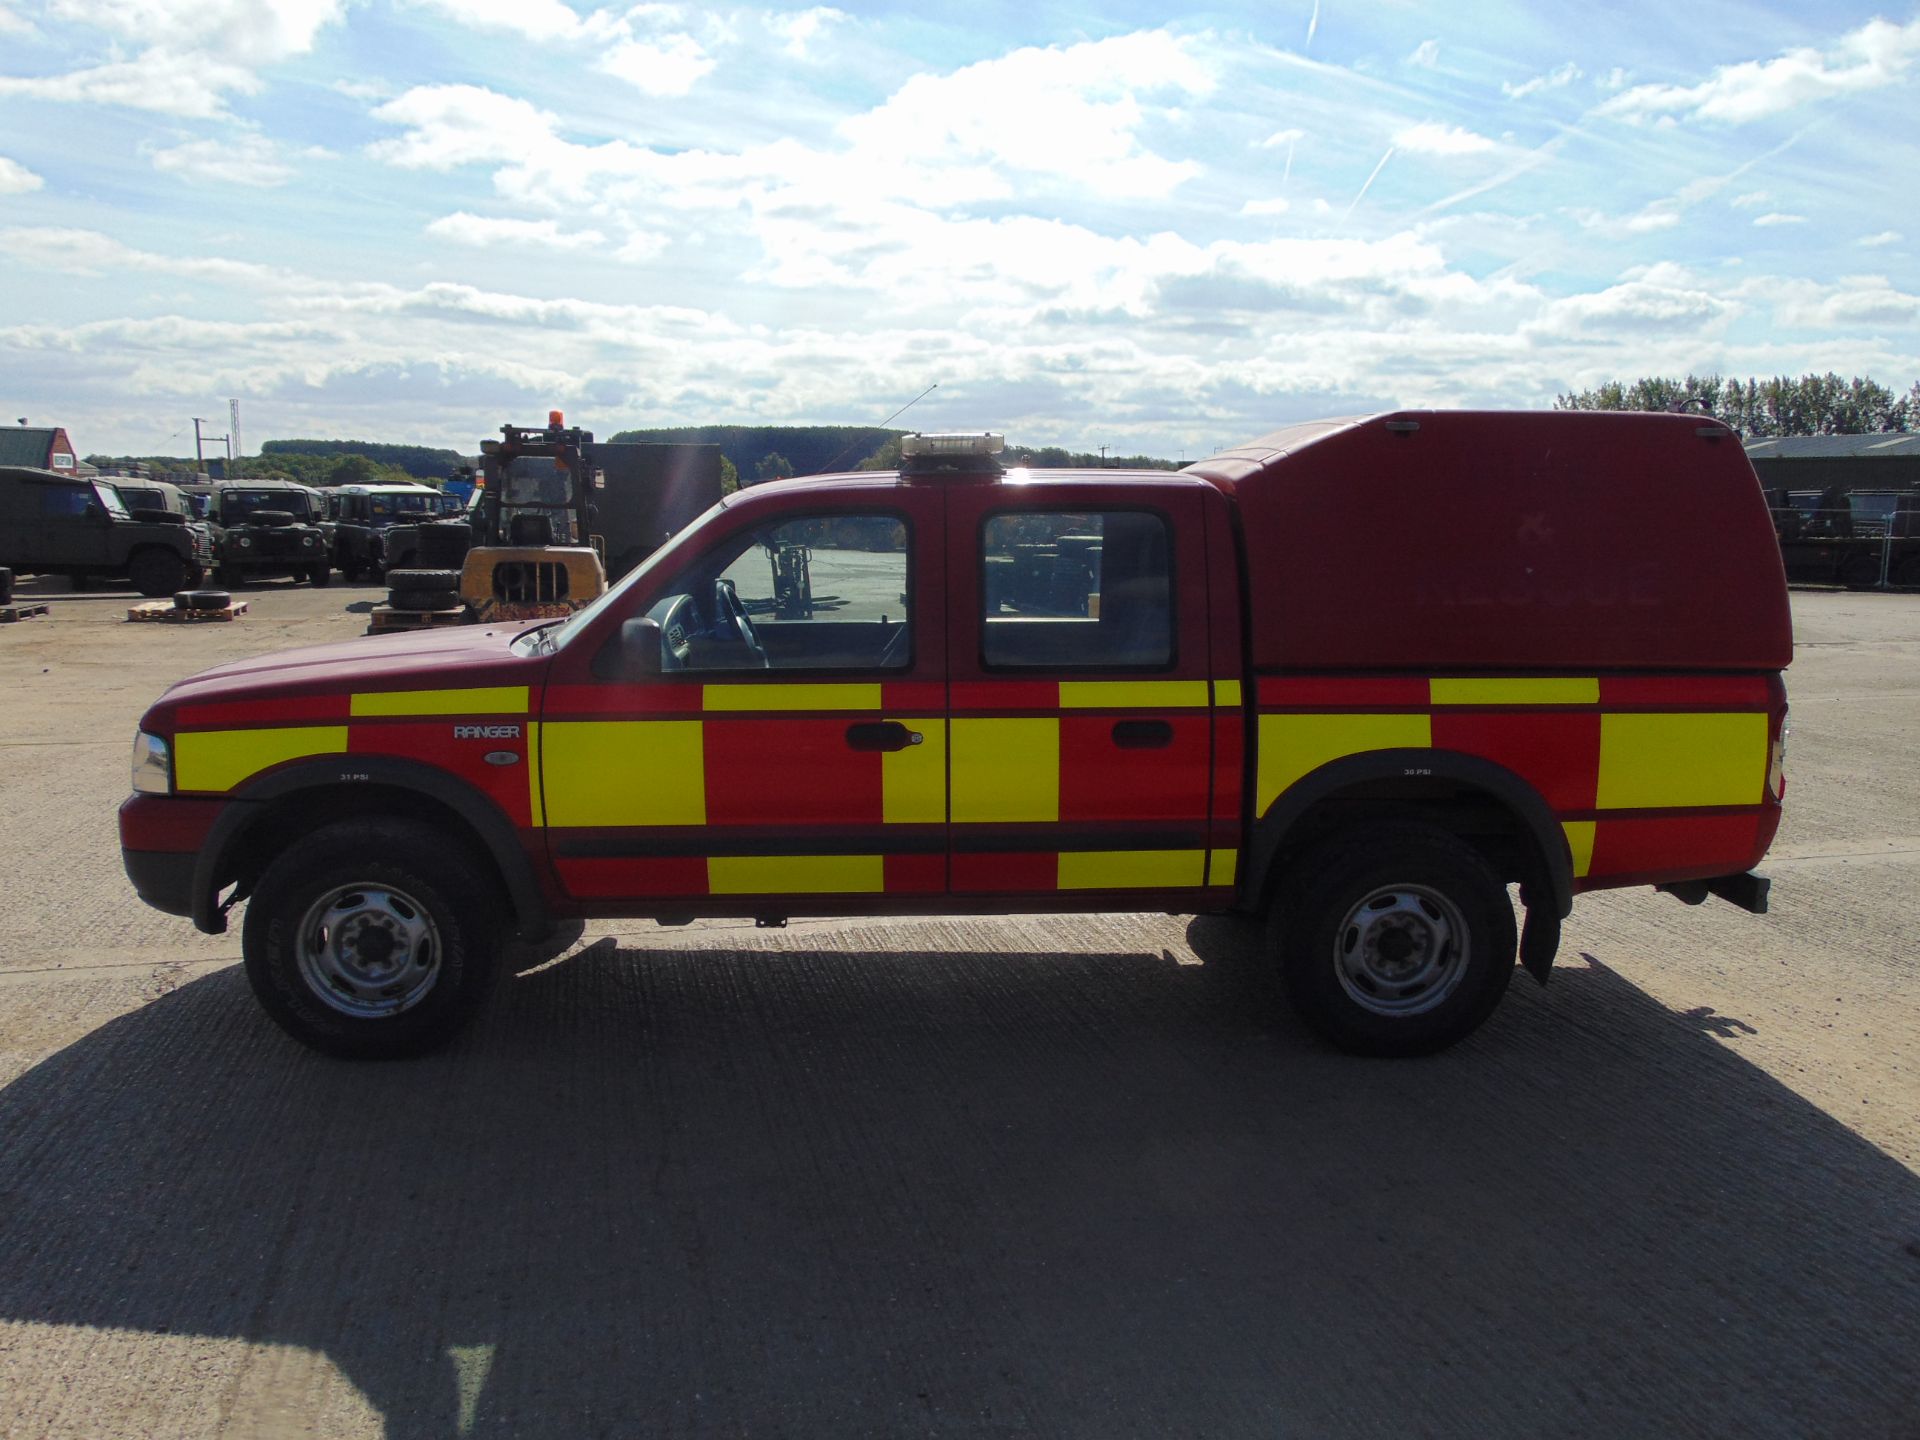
{"left": 84, "top": 501, "right": 104, "bottom": 522}
{"left": 593, "top": 616, "right": 664, "bottom": 682}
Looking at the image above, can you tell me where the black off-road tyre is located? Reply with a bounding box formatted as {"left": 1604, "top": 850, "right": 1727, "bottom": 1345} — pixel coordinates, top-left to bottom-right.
{"left": 308, "top": 562, "right": 332, "bottom": 587}
{"left": 252, "top": 510, "right": 295, "bottom": 528}
{"left": 1892, "top": 554, "right": 1920, "bottom": 589}
{"left": 129, "top": 548, "right": 192, "bottom": 598}
{"left": 387, "top": 567, "right": 463, "bottom": 592}
{"left": 0, "top": 567, "right": 12, "bottom": 604}
{"left": 172, "top": 589, "right": 232, "bottom": 611}
{"left": 130, "top": 508, "right": 188, "bottom": 526}
{"left": 418, "top": 521, "right": 472, "bottom": 568}
{"left": 1270, "top": 824, "right": 1516, "bottom": 1058}
{"left": 388, "top": 588, "right": 463, "bottom": 613}
{"left": 242, "top": 820, "right": 502, "bottom": 1059}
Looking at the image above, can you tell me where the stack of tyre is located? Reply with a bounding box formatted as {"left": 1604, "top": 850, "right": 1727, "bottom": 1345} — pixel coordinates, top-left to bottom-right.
{"left": 384, "top": 520, "right": 472, "bottom": 615}
{"left": 0, "top": 567, "right": 13, "bottom": 605}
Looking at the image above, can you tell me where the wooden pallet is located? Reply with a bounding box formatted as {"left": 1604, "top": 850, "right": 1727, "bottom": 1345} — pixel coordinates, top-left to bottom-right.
{"left": 366, "top": 603, "right": 468, "bottom": 635}
{"left": 127, "top": 600, "right": 250, "bottom": 623}
{"left": 0, "top": 602, "right": 50, "bottom": 623}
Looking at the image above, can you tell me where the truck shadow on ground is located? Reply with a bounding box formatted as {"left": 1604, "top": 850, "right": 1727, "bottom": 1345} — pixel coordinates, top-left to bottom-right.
{"left": 2, "top": 929, "right": 1917, "bottom": 1438}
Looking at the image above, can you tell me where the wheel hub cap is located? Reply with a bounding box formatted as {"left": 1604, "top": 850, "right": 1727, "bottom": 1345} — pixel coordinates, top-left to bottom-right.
{"left": 294, "top": 885, "right": 442, "bottom": 1018}
{"left": 1333, "top": 884, "right": 1470, "bottom": 1017}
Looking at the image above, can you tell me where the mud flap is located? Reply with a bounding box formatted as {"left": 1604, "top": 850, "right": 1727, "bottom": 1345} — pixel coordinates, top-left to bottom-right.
{"left": 1518, "top": 897, "right": 1559, "bottom": 985}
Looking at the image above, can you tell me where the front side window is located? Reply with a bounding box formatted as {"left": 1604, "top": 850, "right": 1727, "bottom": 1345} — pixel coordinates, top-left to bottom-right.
{"left": 644, "top": 513, "right": 911, "bottom": 672}
{"left": 93, "top": 483, "right": 129, "bottom": 518}
{"left": 981, "top": 510, "right": 1173, "bottom": 669}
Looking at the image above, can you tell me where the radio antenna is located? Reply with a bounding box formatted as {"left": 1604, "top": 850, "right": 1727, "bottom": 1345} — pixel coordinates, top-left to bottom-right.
{"left": 810, "top": 382, "right": 940, "bottom": 476}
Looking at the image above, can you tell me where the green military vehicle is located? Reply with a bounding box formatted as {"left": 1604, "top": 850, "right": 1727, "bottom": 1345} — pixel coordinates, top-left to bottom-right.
{"left": 0, "top": 465, "right": 213, "bottom": 596}
{"left": 205, "top": 480, "right": 332, "bottom": 587}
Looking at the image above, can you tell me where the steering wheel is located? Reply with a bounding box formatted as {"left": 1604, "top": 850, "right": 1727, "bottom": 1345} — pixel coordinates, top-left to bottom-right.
{"left": 713, "top": 578, "right": 770, "bottom": 668}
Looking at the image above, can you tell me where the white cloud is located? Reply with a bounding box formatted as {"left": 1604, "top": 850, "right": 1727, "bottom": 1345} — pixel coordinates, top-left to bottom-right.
{"left": 149, "top": 134, "right": 297, "bottom": 187}
{"left": 600, "top": 34, "right": 716, "bottom": 96}
{"left": 399, "top": 0, "right": 714, "bottom": 95}
{"left": 1, "top": 0, "right": 344, "bottom": 117}
{"left": 1393, "top": 121, "right": 1495, "bottom": 156}
{"left": 1257, "top": 127, "right": 1304, "bottom": 149}
{"left": 47, "top": 0, "right": 345, "bottom": 64}
{"left": 1529, "top": 264, "right": 1739, "bottom": 338}
{"left": 0, "top": 4, "right": 37, "bottom": 36}
{"left": 1503, "top": 61, "right": 1581, "bottom": 99}
{"left": 1756, "top": 275, "right": 1920, "bottom": 328}
{"left": 838, "top": 32, "right": 1216, "bottom": 198}
{"left": 0, "top": 54, "right": 255, "bottom": 119}
{"left": 1241, "top": 198, "right": 1289, "bottom": 216}
{"left": 1599, "top": 15, "right": 1920, "bottom": 124}
{"left": 399, "top": 0, "right": 600, "bottom": 42}
{"left": 768, "top": 6, "right": 847, "bottom": 59}
{"left": 425, "top": 213, "right": 608, "bottom": 251}
{"left": 1730, "top": 190, "right": 1769, "bottom": 209}
{"left": 1859, "top": 231, "right": 1902, "bottom": 248}
{"left": 1408, "top": 39, "right": 1439, "bottom": 68}
{"left": 1752, "top": 212, "right": 1805, "bottom": 227}
{"left": 0, "top": 156, "right": 44, "bottom": 194}
{"left": 1566, "top": 205, "right": 1680, "bottom": 236}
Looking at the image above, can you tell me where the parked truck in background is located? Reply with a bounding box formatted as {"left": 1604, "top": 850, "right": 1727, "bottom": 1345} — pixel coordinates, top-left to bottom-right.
{"left": 120, "top": 412, "right": 1791, "bottom": 1061}
{"left": 0, "top": 464, "right": 213, "bottom": 596}
{"left": 1769, "top": 487, "right": 1920, "bottom": 588}
{"left": 206, "top": 480, "right": 333, "bottom": 588}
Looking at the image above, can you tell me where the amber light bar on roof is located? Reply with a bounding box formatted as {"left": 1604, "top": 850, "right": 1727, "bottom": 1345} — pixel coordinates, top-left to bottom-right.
{"left": 900, "top": 432, "right": 1004, "bottom": 458}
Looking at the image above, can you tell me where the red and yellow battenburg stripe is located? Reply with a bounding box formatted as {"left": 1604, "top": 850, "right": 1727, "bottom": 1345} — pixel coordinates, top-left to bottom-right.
{"left": 1252, "top": 673, "right": 1779, "bottom": 886}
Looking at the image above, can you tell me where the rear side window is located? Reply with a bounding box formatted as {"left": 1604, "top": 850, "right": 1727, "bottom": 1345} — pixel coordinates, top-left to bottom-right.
{"left": 39, "top": 484, "right": 93, "bottom": 518}
{"left": 981, "top": 510, "right": 1173, "bottom": 669}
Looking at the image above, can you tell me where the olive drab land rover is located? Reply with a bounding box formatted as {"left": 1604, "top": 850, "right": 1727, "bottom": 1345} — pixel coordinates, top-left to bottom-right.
{"left": 0, "top": 464, "right": 214, "bottom": 596}
{"left": 119, "top": 413, "right": 1793, "bottom": 1059}
{"left": 206, "top": 480, "right": 332, "bottom": 587}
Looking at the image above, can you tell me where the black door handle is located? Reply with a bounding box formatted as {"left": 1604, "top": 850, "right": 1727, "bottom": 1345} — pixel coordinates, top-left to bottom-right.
{"left": 1112, "top": 720, "right": 1174, "bottom": 749}
{"left": 846, "top": 721, "right": 918, "bottom": 752}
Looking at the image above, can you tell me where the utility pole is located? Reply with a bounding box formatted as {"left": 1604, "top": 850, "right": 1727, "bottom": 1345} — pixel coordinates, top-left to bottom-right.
{"left": 229, "top": 398, "right": 241, "bottom": 477}
{"left": 193, "top": 418, "right": 230, "bottom": 477}
{"left": 1098, "top": 444, "right": 1109, "bottom": 468}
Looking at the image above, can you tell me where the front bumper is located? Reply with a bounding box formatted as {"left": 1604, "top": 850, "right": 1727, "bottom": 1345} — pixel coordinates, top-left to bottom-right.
{"left": 123, "top": 848, "right": 196, "bottom": 917}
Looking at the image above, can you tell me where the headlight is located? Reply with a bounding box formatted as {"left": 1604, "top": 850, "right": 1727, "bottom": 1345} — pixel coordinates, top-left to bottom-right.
{"left": 132, "top": 731, "right": 171, "bottom": 795}
{"left": 238, "top": 535, "right": 252, "bottom": 548}
{"left": 302, "top": 534, "right": 316, "bottom": 547}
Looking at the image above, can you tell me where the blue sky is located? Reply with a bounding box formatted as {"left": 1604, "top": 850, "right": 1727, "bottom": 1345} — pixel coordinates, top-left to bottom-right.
{"left": 1, "top": 1, "right": 1915, "bottom": 459}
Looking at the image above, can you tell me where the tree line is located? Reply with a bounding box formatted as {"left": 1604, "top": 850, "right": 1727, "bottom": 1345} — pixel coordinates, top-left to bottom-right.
{"left": 1556, "top": 373, "right": 1920, "bottom": 437}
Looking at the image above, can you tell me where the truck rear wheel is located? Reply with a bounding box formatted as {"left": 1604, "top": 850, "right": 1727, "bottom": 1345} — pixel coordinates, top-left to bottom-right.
{"left": 242, "top": 820, "right": 501, "bottom": 1058}
{"left": 128, "top": 548, "right": 190, "bottom": 598}
{"left": 1271, "top": 824, "right": 1515, "bottom": 1057}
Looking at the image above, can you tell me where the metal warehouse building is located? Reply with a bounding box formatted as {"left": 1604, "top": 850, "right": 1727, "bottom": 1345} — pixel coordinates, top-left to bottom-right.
{"left": 1745, "top": 433, "right": 1920, "bottom": 493}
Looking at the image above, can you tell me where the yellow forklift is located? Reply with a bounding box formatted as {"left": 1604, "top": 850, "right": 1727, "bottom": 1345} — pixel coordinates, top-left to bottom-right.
{"left": 460, "top": 411, "right": 607, "bottom": 622}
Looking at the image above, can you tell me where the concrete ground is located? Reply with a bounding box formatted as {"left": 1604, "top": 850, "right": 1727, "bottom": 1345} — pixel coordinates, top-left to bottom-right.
{"left": 0, "top": 575, "right": 1915, "bottom": 1439}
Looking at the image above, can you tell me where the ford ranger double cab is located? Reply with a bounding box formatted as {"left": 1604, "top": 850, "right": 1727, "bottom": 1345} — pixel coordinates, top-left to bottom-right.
{"left": 119, "top": 413, "right": 1792, "bottom": 1059}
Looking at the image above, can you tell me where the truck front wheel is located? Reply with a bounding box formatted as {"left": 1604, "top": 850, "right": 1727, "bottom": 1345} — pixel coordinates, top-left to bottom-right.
{"left": 242, "top": 820, "right": 501, "bottom": 1058}
{"left": 1272, "top": 824, "right": 1515, "bottom": 1057}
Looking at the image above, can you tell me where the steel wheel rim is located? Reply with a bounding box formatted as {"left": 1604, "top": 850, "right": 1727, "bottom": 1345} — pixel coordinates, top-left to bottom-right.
{"left": 294, "top": 883, "right": 443, "bottom": 1018}
{"left": 1332, "top": 883, "right": 1469, "bottom": 1017}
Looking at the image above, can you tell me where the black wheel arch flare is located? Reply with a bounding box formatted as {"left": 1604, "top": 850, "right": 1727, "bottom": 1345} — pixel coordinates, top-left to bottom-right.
{"left": 1245, "top": 746, "right": 1573, "bottom": 981}
{"left": 190, "top": 755, "right": 550, "bottom": 940}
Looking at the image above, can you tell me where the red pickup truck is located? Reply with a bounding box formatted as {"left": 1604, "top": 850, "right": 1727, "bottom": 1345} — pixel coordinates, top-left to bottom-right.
{"left": 120, "top": 412, "right": 1792, "bottom": 1059}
